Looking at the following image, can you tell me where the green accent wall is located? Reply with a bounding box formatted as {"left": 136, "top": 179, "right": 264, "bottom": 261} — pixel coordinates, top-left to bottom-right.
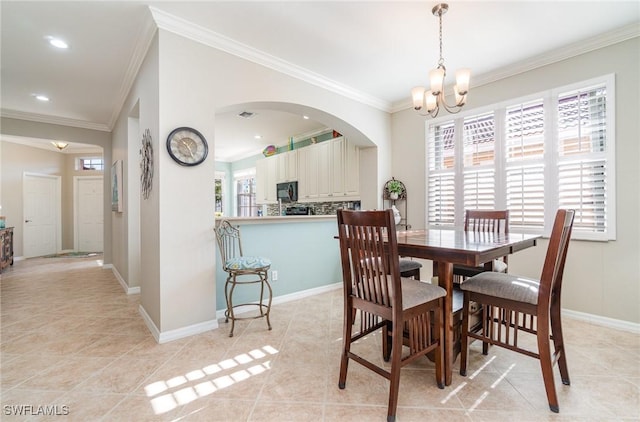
{"left": 214, "top": 219, "right": 340, "bottom": 311}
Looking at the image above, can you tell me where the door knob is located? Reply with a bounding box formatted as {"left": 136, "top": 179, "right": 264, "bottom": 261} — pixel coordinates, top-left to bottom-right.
{"left": 25, "top": 220, "right": 32, "bottom": 223}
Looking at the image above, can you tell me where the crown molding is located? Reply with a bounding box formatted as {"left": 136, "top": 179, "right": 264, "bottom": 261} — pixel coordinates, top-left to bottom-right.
{"left": 0, "top": 109, "right": 111, "bottom": 132}
{"left": 107, "top": 8, "right": 159, "bottom": 130}
{"left": 149, "top": 6, "right": 392, "bottom": 113}
{"left": 390, "top": 23, "right": 640, "bottom": 113}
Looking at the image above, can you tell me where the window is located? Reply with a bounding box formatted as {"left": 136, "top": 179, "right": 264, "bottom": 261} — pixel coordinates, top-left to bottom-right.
{"left": 426, "top": 74, "right": 615, "bottom": 241}
{"left": 215, "top": 171, "right": 225, "bottom": 216}
{"left": 234, "top": 169, "right": 257, "bottom": 217}
{"left": 78, "top": 157, "right": 104, "bottom": 171}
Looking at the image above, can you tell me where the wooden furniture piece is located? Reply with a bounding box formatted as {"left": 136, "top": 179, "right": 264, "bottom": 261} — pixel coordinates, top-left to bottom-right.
{"left": 214, "top": 220, "right": 273, "bottom": 337}
{"left": 459, "top": 209, "right": 575, "bottom": 413}
{"left": 393, "top": 228, "right": 540, "bottom": 386}
{"left": 452, "top": 209, "right": 510, "bottom": 278}
{"left": 0, "top": 227, "right": 14, "bottom": 273}
{"left": 337, "top": 209, "right": 445, "bottom": 422}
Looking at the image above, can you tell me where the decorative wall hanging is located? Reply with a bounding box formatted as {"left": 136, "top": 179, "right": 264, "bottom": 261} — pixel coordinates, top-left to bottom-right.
{"left": 166, "top": 127, "right": 208, "bottom": 166}
{"left": 111, "top": 160, "right": 123, "bottom": 212}
{"left": 140, "top": 128, "right": 153, "bottom": 200}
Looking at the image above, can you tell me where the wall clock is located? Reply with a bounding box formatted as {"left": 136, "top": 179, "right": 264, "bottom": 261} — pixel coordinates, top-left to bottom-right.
{"left": 140, "top": 128, "right": 153, "bottom": 200}
{"left": 166, "top": 127, "right": 208, "bottom": 166}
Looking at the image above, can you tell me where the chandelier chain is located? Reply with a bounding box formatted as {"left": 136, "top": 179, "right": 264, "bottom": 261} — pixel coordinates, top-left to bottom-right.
{"left": 438, "top": 9, "right": 444, "bottom": 68}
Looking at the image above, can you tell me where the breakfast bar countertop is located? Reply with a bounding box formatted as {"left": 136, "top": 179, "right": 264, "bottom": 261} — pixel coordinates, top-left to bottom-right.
{"left": 218, "top": 215, "right": 337, "bottom": 225}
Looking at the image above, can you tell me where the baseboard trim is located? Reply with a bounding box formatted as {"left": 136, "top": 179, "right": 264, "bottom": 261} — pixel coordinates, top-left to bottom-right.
{"left": 139, "top": 304, "right": 219, "bottom": 344}
{"left": 215, "top": 281, "right": 342, "bottom": 320}
{"left": 109, "top": 266, "right": 140, "bottom": 295}
{"left": 563, "top": 308, "right": 640, "bottom": 334}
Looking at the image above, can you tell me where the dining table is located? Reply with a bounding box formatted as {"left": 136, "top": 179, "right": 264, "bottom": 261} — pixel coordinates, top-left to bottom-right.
{"left": 395, "top": 228, "right": 541, "bottom": 386}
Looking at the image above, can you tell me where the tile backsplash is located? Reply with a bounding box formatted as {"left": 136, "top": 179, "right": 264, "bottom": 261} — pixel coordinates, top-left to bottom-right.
{"left": 265, "top": 200, "right": 361, "bottom": 216}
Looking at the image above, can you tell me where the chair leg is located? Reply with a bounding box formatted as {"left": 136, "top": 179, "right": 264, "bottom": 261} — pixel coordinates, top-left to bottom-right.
{"left": 262, "top": 270, "right": 273, "bottom": 331}
{"left": 226, "top": 275, "right": 238, "bottom": 337}
{"left": 338, "top": 301, "right": 354, "bottom": 390}
{"left": 478, "top": 303, "right": 493, "bottom": 356}
{"left": 459, "top": 293, "right": 471, "bottom": 377}
{"left": 386, "top": 318, "right": 404, "bottom": 422}
{"left": 382, "top": 320, "right": 392, "bottom": 362}
{"left": 435, "top": 300, "right": 445, "bottom": 389}
{"left": 537, "top": 321, "right": 560, "bottom": 413}
{"left": 551, "top": 299, "right": 570, "bottom": 385}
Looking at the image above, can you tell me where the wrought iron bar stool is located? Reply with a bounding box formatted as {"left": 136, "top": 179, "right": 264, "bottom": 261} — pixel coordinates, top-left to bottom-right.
{"left": 215, "top": 220, "right": 273, "bottom": 337}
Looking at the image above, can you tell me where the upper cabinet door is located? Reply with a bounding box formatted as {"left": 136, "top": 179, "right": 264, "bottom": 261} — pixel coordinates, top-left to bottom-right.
{"left": 276, "top": 150, "right": 298, "bottom": 183}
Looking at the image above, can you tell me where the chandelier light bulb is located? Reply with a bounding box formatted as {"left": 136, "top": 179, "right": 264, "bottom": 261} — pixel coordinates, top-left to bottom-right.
{"left": 455, "top": 68, "right": 471, "bottom": 95}
{"left": 411, "top": 86, "right": 426, "bottom": 110}
{"left": 429, "top": 68, "right": 445, "bottom": 95}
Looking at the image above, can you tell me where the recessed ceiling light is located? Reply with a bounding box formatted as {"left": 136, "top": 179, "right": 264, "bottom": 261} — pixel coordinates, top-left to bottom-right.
{"left": 254, "top": 135, "right": 262, "bottom": 139}
{"left": 46, "top": 36, "right": 69, "bottom": 49}
{"left": 303, "top": 115, "right": 309, "bottom": 120}
{"left": 35, "top": 95, "right": 50, "bottom": 102}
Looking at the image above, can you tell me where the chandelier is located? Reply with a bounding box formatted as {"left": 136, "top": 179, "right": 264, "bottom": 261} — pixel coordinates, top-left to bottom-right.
{"left": 411, "top": 3, "right": 470, "bottom": 118}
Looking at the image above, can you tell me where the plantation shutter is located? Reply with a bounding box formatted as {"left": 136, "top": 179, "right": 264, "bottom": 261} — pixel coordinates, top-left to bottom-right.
{"left": 427, "top": 121, "right": 455, "bottom": 225}
{"left": 505, "top": 100, "right": 545, "bottom": 228}
{"left": 463, "top": 113, "right": 495, "bottom": 210}
{"left": 557, "top": 84, "right": 608, "bottom": 236}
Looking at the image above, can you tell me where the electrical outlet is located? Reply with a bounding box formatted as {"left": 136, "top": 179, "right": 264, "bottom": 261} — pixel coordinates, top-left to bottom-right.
{"left": 271, "top": 270, "right": 278, "bottom": 281}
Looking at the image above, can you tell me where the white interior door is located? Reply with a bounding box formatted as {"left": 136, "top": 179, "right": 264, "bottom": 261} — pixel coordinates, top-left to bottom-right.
{"left": 23, "top": 173, "right": 61, "bottom": 258}
{"left": 75, "top": 176, "right": 104, "bottom": 252}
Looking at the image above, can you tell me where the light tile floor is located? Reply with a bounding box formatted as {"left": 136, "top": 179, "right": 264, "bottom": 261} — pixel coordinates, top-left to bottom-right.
{"left": 1, "top": 256, "right": 639, "bottom": 421}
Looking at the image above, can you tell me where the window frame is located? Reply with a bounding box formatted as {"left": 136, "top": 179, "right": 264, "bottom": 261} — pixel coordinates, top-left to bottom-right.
{"left": 77, "top": 156, "right": 104, "bottom": 171}
{"left": 425, "top": 74, "right": 616, "bottom": 241}
{"left": 233, "top": 168, "right": 258, "bottom": 217}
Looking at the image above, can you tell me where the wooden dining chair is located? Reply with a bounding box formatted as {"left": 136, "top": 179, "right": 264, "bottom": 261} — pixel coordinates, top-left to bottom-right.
{"left": 453, "top": 209, "right": 510, "bottom": 279}
{"left": 337, "top": 209, "right": 446, "bottom": 422}
{"left": 458, "top": 209, "right": 575, "bottom": 413}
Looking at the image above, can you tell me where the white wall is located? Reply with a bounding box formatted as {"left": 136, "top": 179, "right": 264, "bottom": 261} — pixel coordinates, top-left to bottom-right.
{"left": 109, "top": 27, "right": 394, "bottom": 340}
{"left": 391, "top": 37, "right": 640, "bottom": 325}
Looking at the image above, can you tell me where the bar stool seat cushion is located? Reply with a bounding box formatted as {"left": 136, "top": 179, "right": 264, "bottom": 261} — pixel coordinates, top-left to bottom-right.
{"left": 225, "top": 256, "right": 271, "bottom": 271}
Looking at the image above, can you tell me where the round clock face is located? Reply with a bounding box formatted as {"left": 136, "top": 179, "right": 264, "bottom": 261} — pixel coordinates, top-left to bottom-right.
{"left": 166, "top": 127, "right": 208, "bottom": 166}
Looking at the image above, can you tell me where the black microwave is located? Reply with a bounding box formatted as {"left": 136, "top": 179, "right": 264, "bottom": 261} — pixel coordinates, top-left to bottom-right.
{"left": 277, "top": 181, "right": 298, "bottom": 202}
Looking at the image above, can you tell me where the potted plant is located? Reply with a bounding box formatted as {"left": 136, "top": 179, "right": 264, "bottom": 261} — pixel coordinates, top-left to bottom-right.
{"left": 387, "top": 179, "right": 403, "bottom": 200}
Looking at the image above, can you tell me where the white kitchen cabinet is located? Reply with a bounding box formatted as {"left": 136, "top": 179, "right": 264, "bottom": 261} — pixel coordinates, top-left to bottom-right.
{"left": 276, "top": 150, "right": 298, "bottom": 183}
{"left": 298, "top": 146, "right": 318, "bottom": 200}
{"left": 343, "top": 139, "right": 360, "bottom": 197}
{"left": 316, "top": 141, "right": 332, "bottom": 198}
{"left": 256, "top": 157, "right": 277, "bottom": 204}
{"left": 298, "top": 137, "right": 360, "bottom": 201}
{"left": 331, "top": 137, "right": 345, "bottom": 196}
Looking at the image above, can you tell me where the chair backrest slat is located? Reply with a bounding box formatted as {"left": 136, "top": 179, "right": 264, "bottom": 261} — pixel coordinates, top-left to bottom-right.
{"left": 538, "top": 209, "right": 575, "bottom": 308}
{"left": 465, "top": 209, "right": 510, "bottom": 234}
{"left": 214, "top": 220, "right": 243, "bottom": 268}
{"left": 338, "top": 209, "right": 401, "bottom": 310}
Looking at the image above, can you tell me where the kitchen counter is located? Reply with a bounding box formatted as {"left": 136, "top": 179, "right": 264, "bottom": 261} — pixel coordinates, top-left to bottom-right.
{"left": 218, "top": 215, "right": 336, "bottom": 225}
{"left": 213, "top": 214, "right": 341, "bottom": 311}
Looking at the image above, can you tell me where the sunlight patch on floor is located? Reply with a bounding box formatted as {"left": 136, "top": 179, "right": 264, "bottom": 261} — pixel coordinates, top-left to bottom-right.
{"left": 468, "top": 355, "right": 496, "bottom": 380}
{"left": 144, "top": 345, "right": 279, "bottom": 415}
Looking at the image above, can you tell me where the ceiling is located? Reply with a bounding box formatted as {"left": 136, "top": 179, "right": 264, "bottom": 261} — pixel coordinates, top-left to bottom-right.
{"left": 1, "top": 1, "right": 638, "bottom": 160}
